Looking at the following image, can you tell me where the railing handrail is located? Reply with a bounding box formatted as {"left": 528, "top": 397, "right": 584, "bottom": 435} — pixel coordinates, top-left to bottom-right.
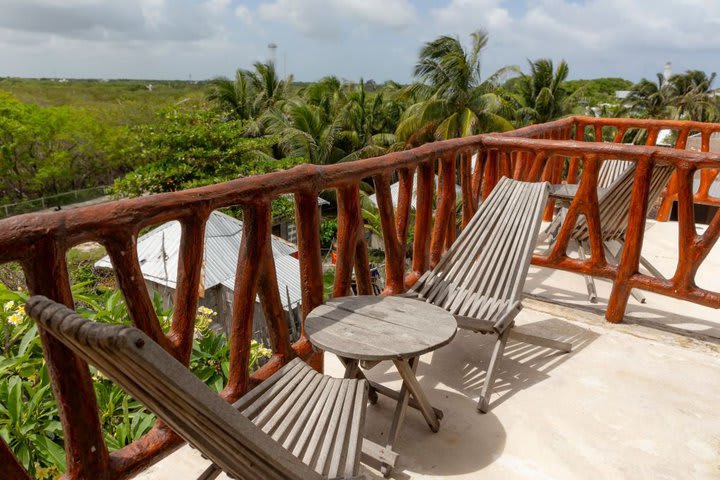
{"left": 4, "top": 133, "right": 720, "bottom": 264}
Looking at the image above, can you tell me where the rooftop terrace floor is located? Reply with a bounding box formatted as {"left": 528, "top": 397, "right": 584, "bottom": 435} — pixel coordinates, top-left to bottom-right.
{"left": 136, "top": 220, "right": 720, "bottom": 479}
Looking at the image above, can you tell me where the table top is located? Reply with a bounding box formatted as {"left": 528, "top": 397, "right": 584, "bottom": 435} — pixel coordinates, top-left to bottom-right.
{"left": 305, "top": 296, "right": 457, "bottom": 361}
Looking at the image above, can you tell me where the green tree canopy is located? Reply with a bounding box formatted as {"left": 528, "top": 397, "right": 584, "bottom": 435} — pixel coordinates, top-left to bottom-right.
{"left": 396, "top": 30, "right": 516, "bottom": 145}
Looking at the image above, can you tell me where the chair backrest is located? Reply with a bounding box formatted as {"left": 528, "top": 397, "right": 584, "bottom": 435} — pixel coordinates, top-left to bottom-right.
{"left": 409, "top": 177, "right": 549, "bottom": 327}
{"left": 25, "top": 296, "right": 322, "bottom": 480}
{"left": 598, "top": 159, "right": 634, "bottom": 189}
{"left": 573, "top": 163, "right": 674, "bottom": 242}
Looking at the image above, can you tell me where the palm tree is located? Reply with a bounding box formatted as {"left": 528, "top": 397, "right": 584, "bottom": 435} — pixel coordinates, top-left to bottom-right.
{"left": 626, "top": 74, "right": 675, "bottom": 118}
{"left": 207, "top": 61, "right": 293, "bottom": 121}
{"left": 337, "top": 79, "right": 403, "bottom": 161}
{"left": 670, "top": 70, "right": 718, "bottom": 122}
{"left": 395, "top": 30, "right": 516, "bottom": 146}
{"left": 511, "top": 58, "right": 575, "bottom": 126}
{"left": 261, "top": 99, "right": 345, "bottom": 165}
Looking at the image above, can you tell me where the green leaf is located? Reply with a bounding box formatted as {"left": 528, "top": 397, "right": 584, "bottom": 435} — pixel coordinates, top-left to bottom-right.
{"left": 18, "top": 324, "right": 38, "bottom": 356}
{"left": 36, "top": 436, "right": 67, "bottom": 471}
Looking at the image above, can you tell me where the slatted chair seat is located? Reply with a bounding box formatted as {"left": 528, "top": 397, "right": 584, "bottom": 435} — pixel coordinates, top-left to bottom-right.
{"left": 404, "top": 177, "right": 572, "bottom": 413}
{"left": 26, "top": 296, "right": 367, "bottom": 480}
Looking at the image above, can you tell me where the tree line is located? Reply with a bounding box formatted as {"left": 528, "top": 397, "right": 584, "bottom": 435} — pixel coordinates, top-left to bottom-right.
{"left": 1, "top": 29, "right": 718, "bottom": 206}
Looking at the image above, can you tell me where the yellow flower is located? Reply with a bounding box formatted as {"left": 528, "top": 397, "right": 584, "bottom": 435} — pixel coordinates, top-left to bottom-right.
{"left": 35, "top": 465, "right": 53, "bottom": 480}
{"left": 7, "top": 313, "right": 23, "bottom": 326}
{"left": 16, "top": 304, "right": 25, "bottom": 315}
{"left": 3, "top": 300, "right": 15, "bottom": 312}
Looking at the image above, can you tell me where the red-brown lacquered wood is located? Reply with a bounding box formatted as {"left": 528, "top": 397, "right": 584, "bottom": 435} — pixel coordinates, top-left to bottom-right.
{"left": 430, "top": 154, "right": 456, "bottom": 267}
{"left": 0, "top": 438, "right": 30, "bottom": 480}
{"left": 374, "top": 173, "right": 407, "bottom": 295}
{"left": 566, "top": 122, "right": 584, "bottom": 183}
{"left": 169, "top": 213, "right": 208, "bottom": 364}
{"left": 334, "top": 184, "right": 364, "bottom": 297}
{"left": 22, "top": 241, "right": 110, "bottom": 480}
{"left": 606, "top": 157, "right": 654, "bottom": 323}
{"left": 353, "top": 228, "right": 373, "bottom": 295}
{"left": 470, "top": 149, "right": 485, "bottom": 206}
{"left": 482, "top": 149, "right": 498, "bottom": 200}
{"left": 222, "top": 200, "right": 270, "bottom": 402}
{"left": 103, "top": 234, "right": 173, "bottom": 354}
{"left": 293, "top": 191, "right": 324, "bottom": 323}
{"left": 460, "top": 151, "right": 475, "bottom": 227}
{"left": 406, "top": 160, "right": 434, "bottom": 287}
{"left": 257, "top": 221, "right": 295, "bottom": 361}
{"left": 672, "top": 167, "right": 698, "bottom": 290}
{"left": 395, "top": 168, "right": 414, "bottom": 251}
{"left": 527, "top": 151, "right": 548, "bottom": 182}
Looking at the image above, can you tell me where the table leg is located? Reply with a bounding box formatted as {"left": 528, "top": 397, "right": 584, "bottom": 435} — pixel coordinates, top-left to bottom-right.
{"left": 338, "top": 356, "right": 378, "bottom": 404}
{"left": 393, "top": 357, "right": 440, "bottom": 433}
{"left": 381, "top": 357, "right": 416, "bottom": 477}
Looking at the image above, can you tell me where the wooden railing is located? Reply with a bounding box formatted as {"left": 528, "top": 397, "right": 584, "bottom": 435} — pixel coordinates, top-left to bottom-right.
{"left": 513, "top": 116, "right": 720, "bottom": 219}
{"left": 1, "top": 116, "right": 719, "bottom": 478}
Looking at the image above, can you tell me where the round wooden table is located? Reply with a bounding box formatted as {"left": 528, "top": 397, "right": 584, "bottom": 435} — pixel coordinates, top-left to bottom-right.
{"left": 306, "top": 295, "right": 457, "bottom": 476}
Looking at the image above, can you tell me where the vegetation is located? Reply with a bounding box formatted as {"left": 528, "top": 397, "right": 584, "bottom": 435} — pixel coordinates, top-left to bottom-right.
{"left": 626, "top": 69, "right": 719, "bottom": 121}
{"left": 396, "top": 30, "right": 515, "bottom": 145}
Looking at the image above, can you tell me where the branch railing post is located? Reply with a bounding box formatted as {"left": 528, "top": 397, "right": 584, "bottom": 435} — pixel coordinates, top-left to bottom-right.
{"left": 22, "top": 241, "right": 110, "bottom": 480}
{"left": 223, "top": 200, "right": 271, "bottom": 401}
{"left": 606, "top": 157, "right": 654, "bottom": 323}
{"left": 406, "top": 160, "right": 434, "bottom": 287}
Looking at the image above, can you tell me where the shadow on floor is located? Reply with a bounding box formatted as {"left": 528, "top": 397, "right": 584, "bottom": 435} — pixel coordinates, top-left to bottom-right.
{"left": 360, "top": 388, "right": 506, "bottom": 478}
{"left": 355, "top": 317, "right": 597, "bottom": 477}
{"left": 524, "top": 267, "right": 720, "bottom": 342}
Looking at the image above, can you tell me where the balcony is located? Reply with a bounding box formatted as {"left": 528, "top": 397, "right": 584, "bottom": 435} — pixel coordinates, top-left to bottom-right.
{"left": 1, "top": 116, "right": 719, "bottom": 479}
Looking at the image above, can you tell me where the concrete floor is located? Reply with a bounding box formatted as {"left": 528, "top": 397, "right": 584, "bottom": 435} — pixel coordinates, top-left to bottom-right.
{"left": 135, "top": 220, "right": 720, "bottom": 480}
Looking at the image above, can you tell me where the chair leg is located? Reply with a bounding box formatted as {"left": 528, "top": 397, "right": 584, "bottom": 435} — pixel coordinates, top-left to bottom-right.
{"left": 606, "top": 241, "right": 647, "bottom": 304}
{"left": 509, "top": 330, "right": 572, "bottom": 353}
{"left": 539, "top": 208, "right": 565, "bottom": 243}
{"left": 577, "top": 241, "right": 598, "bottom": 303}
{"left": 478, "top": 328, "right": 511, "bottom": 414}
{"left": 639, "top": 254, "right": 665, "bottom": 280}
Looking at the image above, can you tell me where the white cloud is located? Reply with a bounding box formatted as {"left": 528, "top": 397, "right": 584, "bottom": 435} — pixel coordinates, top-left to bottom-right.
{"left": 235, "top": 5, "right": 253, "bottom": 25}
{"left": 432, "top": 0, "right": 512, "bottom": 31}
{"left": 257, "top": 0, "right": 418, "bottom": 38}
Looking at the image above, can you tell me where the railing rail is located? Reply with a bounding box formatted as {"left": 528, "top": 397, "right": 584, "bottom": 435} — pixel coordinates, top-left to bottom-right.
{"left": 1, "top": 116, "right": 719, "bottom": 478}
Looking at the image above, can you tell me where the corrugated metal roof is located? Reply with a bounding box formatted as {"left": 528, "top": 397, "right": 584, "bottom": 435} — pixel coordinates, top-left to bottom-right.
{"left": 95, "top": 211, "right": 302, "bottom": 305}
{"left": 368, "top": 174, "right": 462, "bottom": 210}
{"left": 219, "top": 253, "right": 302, "bottom": 307}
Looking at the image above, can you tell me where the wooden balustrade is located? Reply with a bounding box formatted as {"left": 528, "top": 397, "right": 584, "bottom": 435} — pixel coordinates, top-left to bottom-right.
{"left": 1, "top": 117, "right": 720, "bottom": 477}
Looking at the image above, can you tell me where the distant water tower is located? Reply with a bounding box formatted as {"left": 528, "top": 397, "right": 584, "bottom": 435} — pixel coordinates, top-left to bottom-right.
{"left": 268, "top": 43, "right": 277, "bottom": 65}
{"left": 663, "top": 62, "right": 673, "bottom": 83}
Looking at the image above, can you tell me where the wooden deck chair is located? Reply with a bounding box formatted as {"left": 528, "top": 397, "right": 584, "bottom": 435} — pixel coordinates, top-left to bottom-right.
{"left": 550, "top": 162, "right": 674, "bottom": 303}
{"left": 541, "top": 159, "right": 635, "bottom": 241}
{"left": 26, "top": 296, "right": 368, "bottom": 480}
{"left": 404, "top": 177, "right": 572, "bottom": 413}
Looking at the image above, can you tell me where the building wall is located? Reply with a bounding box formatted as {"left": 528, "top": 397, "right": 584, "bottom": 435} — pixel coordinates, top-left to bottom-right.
{"left": 144, "top": 280, "right": 301, "bottom": 349}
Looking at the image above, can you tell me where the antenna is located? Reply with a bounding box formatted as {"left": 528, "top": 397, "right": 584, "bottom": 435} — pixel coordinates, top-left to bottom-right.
{"left": 268, "top": 42, "right": 277, "bottom": 65}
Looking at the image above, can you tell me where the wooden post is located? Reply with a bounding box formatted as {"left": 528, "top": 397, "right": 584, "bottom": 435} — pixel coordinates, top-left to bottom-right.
{"left": 406, "top": 160, "right": 434, "bottom": 287}
{"left": 606, "top": 158, "right": 654, "bottom": 323}
{"left": 169, "top": 213, "right": 208, "bottom": 364}
{"left": 223, "top": 201, "right": 270, "bottom": 401}
{"left": 22, "top": 241, "right": 110, "bottom": 480}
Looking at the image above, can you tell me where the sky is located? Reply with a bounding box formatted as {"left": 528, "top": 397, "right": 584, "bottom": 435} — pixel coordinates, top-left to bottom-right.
{"left": 1, "top": 0, "right": 720, "bottom": 83}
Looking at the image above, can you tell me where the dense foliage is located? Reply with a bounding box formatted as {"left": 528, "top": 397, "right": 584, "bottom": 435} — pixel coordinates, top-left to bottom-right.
{"left": 112, "top": 107, "right": 302, "bottom": 196}
{"left": 0, "top": 92, "right": 135, "bottom": 204}
{"left": 625, "top": 70, "right": 719, "bottom": 121}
